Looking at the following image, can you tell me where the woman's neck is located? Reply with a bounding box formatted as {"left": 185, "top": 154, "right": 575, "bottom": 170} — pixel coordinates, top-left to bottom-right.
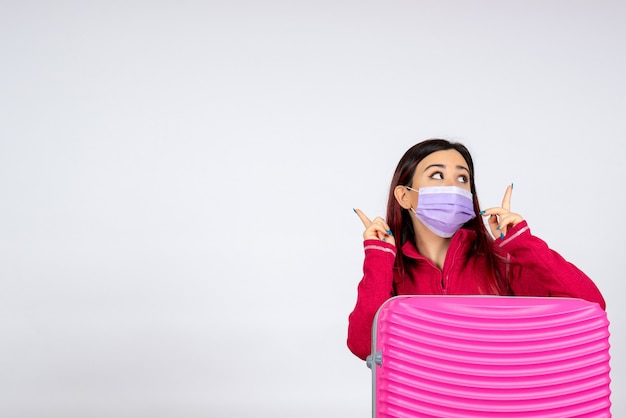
{"left": 414, "top": 222, "right": 451, "bottom": 270}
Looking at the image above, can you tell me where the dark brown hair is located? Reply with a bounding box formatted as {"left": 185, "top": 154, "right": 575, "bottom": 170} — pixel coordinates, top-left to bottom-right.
{"left": 386, "top": 139, "right": 509, "bottom": 294}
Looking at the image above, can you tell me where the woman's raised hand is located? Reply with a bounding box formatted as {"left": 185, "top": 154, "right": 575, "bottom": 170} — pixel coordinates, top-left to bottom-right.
{"left": 354, "top": 208, "right": 396, "bottom": 246}
{"left": 480, "top": 184, "right": 524, "bottom": 240}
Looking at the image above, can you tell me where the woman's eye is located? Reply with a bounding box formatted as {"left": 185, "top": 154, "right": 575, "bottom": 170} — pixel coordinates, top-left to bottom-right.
{"left": 458, "top": 175, "right": 469, "bottom": 183}
{"left": 430, "top": 172, "right": 443, "bottom": 180}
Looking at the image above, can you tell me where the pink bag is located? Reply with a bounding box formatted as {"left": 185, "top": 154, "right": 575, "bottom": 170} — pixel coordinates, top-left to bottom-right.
{"left": 367, "top": 296, "right": 611, "bottom": 417}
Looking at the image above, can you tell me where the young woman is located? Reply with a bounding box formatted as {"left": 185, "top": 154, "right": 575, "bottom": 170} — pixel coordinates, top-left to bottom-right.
{"left": 347, "top": 139, "right": 606, "bottom": 361}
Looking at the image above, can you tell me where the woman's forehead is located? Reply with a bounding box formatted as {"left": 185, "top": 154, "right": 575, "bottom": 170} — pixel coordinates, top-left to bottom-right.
{"left": 416, "top": 149, "right": 468, "bottom": 170}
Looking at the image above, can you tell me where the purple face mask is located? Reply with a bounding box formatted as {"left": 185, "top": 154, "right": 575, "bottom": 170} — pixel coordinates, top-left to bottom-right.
{"left": 406, "top": 186, "right": 476, "bottom": 238}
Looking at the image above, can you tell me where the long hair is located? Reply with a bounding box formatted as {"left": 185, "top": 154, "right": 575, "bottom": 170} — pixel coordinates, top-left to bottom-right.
{"left": 385, "top": 139, "right": 510, "bottom": 295}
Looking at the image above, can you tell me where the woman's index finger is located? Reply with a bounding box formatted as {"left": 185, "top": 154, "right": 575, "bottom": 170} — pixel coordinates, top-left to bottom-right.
{"left": 501, "top": 184, "right": 513, "bottom": 211}
{"left": 354, "top": 208, "right": 372, "bottom": 227}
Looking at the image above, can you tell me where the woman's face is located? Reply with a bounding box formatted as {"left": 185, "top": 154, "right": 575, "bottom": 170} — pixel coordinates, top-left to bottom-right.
{"left": 395, "top": 148, "right": 474, "bottom": 213}
{"left": 410, "top": 149, "right": 472, "bottom": 191}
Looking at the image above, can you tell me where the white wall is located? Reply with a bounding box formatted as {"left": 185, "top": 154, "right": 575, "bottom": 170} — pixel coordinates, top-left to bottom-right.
{"left": 1, "top": 1, "right": 624, "bottom": 417}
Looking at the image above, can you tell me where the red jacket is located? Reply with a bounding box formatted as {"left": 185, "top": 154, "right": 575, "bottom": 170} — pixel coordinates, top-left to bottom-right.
{"left": 347, "top": 221, "right": 606, "bottom": 360}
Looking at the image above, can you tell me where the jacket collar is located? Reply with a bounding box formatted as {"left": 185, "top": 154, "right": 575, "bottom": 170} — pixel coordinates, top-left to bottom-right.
{"left": 401, "top": 228, "right": 475, "bottom": 260}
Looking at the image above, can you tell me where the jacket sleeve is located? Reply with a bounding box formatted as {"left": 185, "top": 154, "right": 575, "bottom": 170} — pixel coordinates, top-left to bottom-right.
{"left": 499, "top": 221, "right": 606, "bottom": 310}
{"left": 347, "top": 240, "right": 397, "bottom": 360}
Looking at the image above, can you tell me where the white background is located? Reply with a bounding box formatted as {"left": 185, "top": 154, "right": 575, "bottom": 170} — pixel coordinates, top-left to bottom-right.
{"left": 1, "top": 1, "right": 624, "bottom": 417}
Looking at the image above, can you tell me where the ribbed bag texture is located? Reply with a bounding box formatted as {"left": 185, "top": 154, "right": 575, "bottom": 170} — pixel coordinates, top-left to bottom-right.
{"left": 371, "top": 296, "right": 611, "bottom": 417}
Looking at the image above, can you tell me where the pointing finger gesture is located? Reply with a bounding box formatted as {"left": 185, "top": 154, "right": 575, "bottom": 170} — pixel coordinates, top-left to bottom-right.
{"left": 502, "top": 183, "right": 512, "bottom": 211}
{"left": 354, "top": 208, "right": 396, "bottom": 246}
{"left": 480, "top": 184, "right": 524, "bottom": 240}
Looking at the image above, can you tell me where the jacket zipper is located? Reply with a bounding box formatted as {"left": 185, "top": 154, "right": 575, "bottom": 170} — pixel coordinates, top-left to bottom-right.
{"left": 441, "top": 243, "right": 461, "bottom": 295}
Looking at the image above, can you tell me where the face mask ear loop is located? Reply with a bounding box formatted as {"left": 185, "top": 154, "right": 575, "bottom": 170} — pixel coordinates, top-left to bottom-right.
{"left": 403, "top": 186, "right": 418, "bottom": 213}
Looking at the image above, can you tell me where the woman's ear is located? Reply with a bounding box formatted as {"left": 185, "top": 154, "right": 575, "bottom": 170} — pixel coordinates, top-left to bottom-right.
{"left": 394, "top": 185, "right": 413, "bottom": 210}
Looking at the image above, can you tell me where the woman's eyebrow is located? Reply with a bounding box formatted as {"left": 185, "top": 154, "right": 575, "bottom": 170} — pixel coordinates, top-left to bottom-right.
{"left": 423, "top": 164, "right": 445, "bottom": 172}
{"left": 423, "top": 164, "right": 469, "bottom": 172}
